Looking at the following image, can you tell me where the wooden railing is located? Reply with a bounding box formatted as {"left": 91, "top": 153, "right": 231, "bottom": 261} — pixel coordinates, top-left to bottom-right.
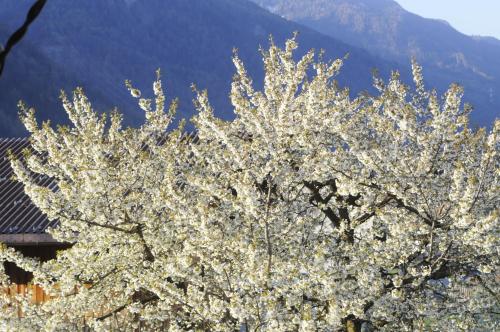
{"left": 3, "top": 283, "right": 131, "bottom": 329}
{"left": 4, "top": 283, "right": 49, "bottom": 304}
{"left": 2, "top": 283, "right": 49, "bottom": 319}
{"left": 3, "top": 283, "right": 170, "bottom": 330}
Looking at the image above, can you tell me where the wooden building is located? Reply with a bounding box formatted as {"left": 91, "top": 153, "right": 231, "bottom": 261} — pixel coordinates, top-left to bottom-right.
{"left": 0, "top": 134, "right": 196, "bottom": 307}
{"left": 0, "top": 138, "right": 68, "bottom": 303}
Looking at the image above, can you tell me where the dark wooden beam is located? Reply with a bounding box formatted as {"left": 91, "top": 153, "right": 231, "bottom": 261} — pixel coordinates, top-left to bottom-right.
{"left": 0, "top": 233, "right": 58, "bottom": 245}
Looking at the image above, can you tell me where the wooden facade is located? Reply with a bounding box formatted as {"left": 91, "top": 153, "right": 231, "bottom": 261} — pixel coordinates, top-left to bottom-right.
{"left": 2, "top": 241, "right": 70, "bottom": 310}
{"left": 0, "top": 138, "right": 63, "bottom": 309}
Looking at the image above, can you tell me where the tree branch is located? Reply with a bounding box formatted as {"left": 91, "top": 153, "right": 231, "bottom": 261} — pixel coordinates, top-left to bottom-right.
{"left": 96, "top": 292, "right": 159, "bottom": 321}
{"left": 0, "top": 0, "right": 47, "bottom": 77}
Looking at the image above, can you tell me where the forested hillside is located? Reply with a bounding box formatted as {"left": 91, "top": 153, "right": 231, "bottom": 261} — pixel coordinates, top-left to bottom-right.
{"left": 0, "top": 0, "right": 394, "bottom": 136}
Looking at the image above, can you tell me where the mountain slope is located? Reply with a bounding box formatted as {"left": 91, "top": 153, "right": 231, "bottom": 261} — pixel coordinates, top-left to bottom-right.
{"left": 0, "top": 0, "right": 397, "bottom": 137}
{"left": 0, "top": 25, "right": 92, "bottom": 136}
{"left": 252, "top": 0, "right": 500, "bottom": 126}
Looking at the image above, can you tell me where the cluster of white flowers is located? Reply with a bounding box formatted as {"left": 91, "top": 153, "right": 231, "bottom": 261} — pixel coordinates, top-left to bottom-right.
{"left": 1, "top": 36, "right": 498, "bottom": 331}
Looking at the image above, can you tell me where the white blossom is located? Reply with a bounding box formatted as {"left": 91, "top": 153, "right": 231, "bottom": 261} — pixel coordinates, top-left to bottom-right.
{"left": 1, "top": 36, "right": 498, "bottom": 331}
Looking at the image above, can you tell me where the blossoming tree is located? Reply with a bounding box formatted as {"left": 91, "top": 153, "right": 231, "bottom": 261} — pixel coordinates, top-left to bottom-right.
{"left": 1, "top": 37, "right": 498, "bottom": 331}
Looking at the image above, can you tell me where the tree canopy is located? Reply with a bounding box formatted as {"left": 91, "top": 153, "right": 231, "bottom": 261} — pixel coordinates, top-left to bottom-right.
{"left": 1, "top": 37, "right": 499, "bottom": 331}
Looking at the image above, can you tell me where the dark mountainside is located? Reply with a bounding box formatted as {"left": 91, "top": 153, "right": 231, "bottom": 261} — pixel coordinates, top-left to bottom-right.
{"left": 0, "top": 0, "right": 396, "bottom": 137}
{"left": 252, "top": 0, "right": 500, "bottom": 126}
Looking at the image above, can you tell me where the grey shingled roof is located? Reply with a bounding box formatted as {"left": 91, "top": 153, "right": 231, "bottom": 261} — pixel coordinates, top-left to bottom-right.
{"left": 0, "top": 138, "right": 57, "bottom": 234}
{"left": 0, "top": 133, "right": 197, "bottom": 236}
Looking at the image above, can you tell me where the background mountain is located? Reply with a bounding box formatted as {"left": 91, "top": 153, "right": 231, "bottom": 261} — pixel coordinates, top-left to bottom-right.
{"left": 0, "top": 0, "right": 395, "bottom": 137}
{"left": 252, "top": 0, "right": 500, "bottom": 126}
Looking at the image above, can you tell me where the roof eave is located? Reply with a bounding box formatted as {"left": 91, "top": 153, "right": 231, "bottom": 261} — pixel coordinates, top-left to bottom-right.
{"left": 0, "top": 233, "right": 60, "bottom": 245}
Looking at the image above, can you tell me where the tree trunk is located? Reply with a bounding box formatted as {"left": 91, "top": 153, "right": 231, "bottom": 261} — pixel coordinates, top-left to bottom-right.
{"left": 346, "top": 319, "right": 360, "bottom": 332}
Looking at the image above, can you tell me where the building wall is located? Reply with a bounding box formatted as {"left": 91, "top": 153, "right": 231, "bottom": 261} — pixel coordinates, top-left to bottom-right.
{"left": 3, "top": 244, "right": 70, "bottom": 284}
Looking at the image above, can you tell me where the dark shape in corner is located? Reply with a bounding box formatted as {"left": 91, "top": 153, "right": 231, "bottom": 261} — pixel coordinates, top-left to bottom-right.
{"left": 0, "top": 0, "right": 46, "bottom": 77}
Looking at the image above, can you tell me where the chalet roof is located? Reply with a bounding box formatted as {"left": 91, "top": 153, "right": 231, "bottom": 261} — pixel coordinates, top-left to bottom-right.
{"left": 0, "top": 138, "right": 57, "bottom": 236}
{"left": 0, "top": 133, "right": 197, "bottom": 244}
